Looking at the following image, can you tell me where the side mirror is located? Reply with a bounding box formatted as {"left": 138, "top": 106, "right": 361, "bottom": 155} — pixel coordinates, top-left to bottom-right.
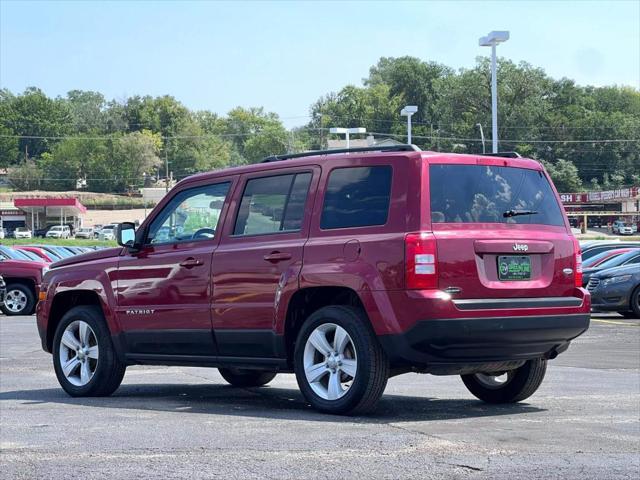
{"left": 116, "top": 222, "right": 137, "bottom": 248}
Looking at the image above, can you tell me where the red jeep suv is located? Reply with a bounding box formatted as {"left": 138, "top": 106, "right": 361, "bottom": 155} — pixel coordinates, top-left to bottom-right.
{"left": 36, "top": 146, "right": 590, "bottom": 414}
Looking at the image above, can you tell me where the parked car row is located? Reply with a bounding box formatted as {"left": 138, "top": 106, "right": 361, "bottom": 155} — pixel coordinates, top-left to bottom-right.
{"left": 0, "top": 223, "right": 132, "bottom": 241}
{"left": 580, "top": 240, "right": 640, "bottom": 318}
{"left": 0, "top": 243, "right": 103, "bottom": 316}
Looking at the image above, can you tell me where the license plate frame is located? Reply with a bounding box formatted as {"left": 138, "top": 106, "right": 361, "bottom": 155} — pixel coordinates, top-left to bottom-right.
{"left": 497, "top": 255, "right": 531, "bottom": 281}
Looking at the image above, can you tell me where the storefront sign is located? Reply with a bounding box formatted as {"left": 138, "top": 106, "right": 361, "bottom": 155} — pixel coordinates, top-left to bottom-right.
{"left": 560, "top": 187, "right": 639, "bottom": 204}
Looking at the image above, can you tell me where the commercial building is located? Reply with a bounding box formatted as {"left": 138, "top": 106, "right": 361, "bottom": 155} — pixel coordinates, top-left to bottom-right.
{"left": 561, "top": 186, "right": 639, "bottom": 231}
{"left": 0, "top": 198, "right": 87, "bottom": 233}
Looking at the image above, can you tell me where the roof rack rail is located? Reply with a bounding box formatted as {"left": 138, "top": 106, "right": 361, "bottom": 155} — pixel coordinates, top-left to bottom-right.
{"left": 261, "top": 144, "right": 421, "bottom": 163}
{"left": 478, "top": 151, "right": 522, "bottom": 158}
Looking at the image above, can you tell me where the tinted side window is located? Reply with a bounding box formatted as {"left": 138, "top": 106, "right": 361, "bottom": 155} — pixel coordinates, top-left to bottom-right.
{"left": 147, "top": 182, "right": 230, "bottom": 245}
{"left": 234, "top": 172, "right": 312, "bottom": 236}
{"left": 627, "top": 255, "right": 640, "bottom": 264}
{"left": 429, "top": 165, "right": 565, "bottom": 226}
{"left": 320, "top": 166, "right": 392, "bottom": 229}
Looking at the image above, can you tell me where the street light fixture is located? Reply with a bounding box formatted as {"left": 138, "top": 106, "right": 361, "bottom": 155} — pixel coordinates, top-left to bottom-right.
{"left": 400, "top": 106, "right": 418, "bottom": 145}
{"left": 479, "top": 30, "right": 509, "bottom": 153}
{"left": 329, "top": 127, "right": 366, "bottom": 149}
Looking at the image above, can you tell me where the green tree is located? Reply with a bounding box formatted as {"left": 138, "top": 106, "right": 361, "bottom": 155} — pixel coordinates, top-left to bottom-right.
{"left": 222, "top": 107, "right": 290, "bottom": 162}
{"left": 66, "top": 90, "right": 106, "bottom": 133}
{"left": 2, "top": 87, "right": 73, "bottom": 161}
{"left": 366, "top": 56, "right": 452, "bottom": 125}
{"left": 8, "top": 161, "right": 44, "bottom": 190}
{"left": 310, "top": 83, "right": 403, "bottom": 145}
{"left": 0, "top": 124, "right": 19, "bottom": 167}
{"left": 541, "top": 159, "right": 583, "bottom": 192}
{"left": 111, "top": 131, "right": 163, "bottom": 191}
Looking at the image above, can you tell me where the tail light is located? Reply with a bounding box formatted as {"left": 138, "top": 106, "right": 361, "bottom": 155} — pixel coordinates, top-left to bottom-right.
{"left": 405, "top": 232, "right": 438, "bottom": 289}
{"left": 572, "top": 236, "right": 583, "bottom": 288}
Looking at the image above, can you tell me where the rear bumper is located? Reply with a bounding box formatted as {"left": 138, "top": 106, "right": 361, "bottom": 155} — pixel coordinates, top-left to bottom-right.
{"left": 378, "top": 313, "right": 590, "bottom": 371}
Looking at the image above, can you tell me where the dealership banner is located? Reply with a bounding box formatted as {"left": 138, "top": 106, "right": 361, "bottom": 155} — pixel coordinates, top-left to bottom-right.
{"left": 560, "top": 187, "right": 639, "bottom": 204}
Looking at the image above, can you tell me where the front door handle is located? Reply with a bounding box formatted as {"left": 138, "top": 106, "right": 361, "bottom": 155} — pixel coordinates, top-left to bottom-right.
{"left": 263, "top": 251, "right": 292, "bottom": 263}
{"left": 180, "top": 257, "right": 203, "bottom": 268}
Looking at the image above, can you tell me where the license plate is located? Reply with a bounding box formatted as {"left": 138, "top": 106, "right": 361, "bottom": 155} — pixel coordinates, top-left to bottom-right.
{"left": 498, "top": 256, "right": 531, "bottom": 281}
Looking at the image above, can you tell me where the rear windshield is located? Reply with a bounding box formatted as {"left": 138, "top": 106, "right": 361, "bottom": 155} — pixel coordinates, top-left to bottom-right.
{"left": 429, "top": 164, "right": 565, "bottom": 226}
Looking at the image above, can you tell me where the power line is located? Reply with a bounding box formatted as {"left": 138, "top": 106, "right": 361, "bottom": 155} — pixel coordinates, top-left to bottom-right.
{"left": 366, "top": 131, "right": 639, "bottom": 144}
{"left": 1, "top": 132, "right": 638, "bottom": 144}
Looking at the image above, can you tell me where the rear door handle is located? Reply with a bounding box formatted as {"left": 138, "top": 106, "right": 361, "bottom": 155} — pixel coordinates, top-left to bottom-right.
{"left": 263, "top": 252, "right": 292, "bottom": 263}
{"left": 180, "top": 257, "right": 203, "bottom": 268}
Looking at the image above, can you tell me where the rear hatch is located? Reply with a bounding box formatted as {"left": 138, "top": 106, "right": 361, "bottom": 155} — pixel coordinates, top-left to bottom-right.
{"left": 428, "top": 161, "right": 576, "bottom": 299}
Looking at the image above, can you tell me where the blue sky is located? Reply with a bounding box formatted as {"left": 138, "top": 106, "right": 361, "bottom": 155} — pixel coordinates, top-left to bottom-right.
{"left": 1, "top": 0, "right": 638, "bottom": 127}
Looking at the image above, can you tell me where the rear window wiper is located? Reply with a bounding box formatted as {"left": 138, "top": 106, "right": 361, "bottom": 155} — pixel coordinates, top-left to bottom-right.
{"left": 503, "top": 209, "right": 539, "bottom": 218}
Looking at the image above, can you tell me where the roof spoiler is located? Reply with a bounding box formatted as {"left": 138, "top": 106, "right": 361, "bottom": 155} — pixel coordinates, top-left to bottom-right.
{"left": 261, "top": 144, "right": 421, "bottom": 163}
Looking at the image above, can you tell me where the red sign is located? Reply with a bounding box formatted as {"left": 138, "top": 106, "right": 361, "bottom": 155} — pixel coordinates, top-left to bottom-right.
{"left": 559, "top": 193, "right": 587, "bottom": 203}
{"left": 560, "top": 187, "right": 639, "bottom": 204}
{"left": 0, "top": 210, "right": 23, "bottom": 216}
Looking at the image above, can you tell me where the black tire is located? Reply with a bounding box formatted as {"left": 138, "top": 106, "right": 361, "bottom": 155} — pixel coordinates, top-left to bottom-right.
{"left": 294, "top": 305, "right": 389, "bottom": 415}
{"left": 630, "top": 286, "right": 640, "bottom": 318}
{"left": 461, "top": 358, "right": 547, "bottom": 404}
{"left": 1, "top": 283, "right": 35, "bottom": 316}
{"left": 52, "top": 305, "right": 126, "bottom": 397}
{"left": 218, "top": 368, "right": 277, "bottom": 387}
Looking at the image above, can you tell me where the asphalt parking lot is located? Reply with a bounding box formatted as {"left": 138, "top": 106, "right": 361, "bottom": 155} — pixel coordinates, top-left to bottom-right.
{"left": 1, "top": 314, "right": 638, "bottom": 479}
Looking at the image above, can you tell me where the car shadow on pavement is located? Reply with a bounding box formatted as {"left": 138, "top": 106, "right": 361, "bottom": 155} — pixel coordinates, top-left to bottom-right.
{"left": 0, "top": 383, "right": 545, "bottom": 423}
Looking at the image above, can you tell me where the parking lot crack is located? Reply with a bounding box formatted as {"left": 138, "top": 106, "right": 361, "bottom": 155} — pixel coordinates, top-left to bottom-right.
{"left": 446, "top": 463, "right": 483, "bottom": 472}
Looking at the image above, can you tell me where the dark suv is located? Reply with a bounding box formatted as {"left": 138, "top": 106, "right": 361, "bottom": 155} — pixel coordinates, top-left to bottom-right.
{"left": 36, "top": 146, "right": 590, "bottom": 414}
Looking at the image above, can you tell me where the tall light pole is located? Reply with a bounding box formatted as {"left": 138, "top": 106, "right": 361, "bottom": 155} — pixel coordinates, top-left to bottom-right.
{"left": 400, "top": 106, "right": 418, "bottom": 145}
{"left": 479, "top": 30, "right": 509, "bottom": 153}
{"left": 476, "top": 123, "right": 486, "bottom": 154}
{"left": 329, "top": 127, "right": 366, "bottom": 149}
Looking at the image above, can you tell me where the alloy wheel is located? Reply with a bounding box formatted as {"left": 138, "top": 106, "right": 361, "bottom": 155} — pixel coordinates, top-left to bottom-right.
{"left": 303, "top": 323, "right": 358, "bottom": 401}
{"left": 4, "top": 289, "right": 27, "bottom": 314}
{"left": 58, "top": 320, "right": 99, "bottom": 387}
{"left": 473, "top": 372, "right": 515, "bottom": 390}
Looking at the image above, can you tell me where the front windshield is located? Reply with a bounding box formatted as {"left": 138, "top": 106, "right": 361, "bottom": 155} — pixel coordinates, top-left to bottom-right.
{"left": 0, "top": 247, "right": 26, "bottom": 260}
{"left": 49, "top": 247, "right": 73, "bottom": 258}
{"left": 20, "top": 250, "right": 41, "bottom": 261}
{"left": 45, "top": 250, "right": 63, "bottom": 260}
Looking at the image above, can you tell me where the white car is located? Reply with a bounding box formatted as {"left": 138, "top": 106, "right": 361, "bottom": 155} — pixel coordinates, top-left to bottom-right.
{"left": 46, "top": 225, "right": 71, "bottom": 239}
{"left": 612, "top": 221, "right": 637, "bottom": 236}
{"left": 74, "top": 227, "right": 94, "bottom": 239}
{"left": 98, "top": 225, "right": 117, "bottom": 241}
{"left": 13, "top": 227, "right": 32, "bottom": 239}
